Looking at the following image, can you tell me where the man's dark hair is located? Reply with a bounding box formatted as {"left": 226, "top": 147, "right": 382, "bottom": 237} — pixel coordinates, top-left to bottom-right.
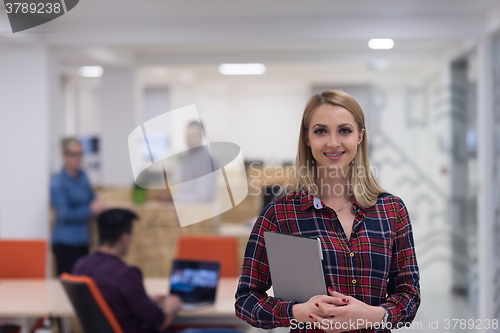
{"left": 188, "top": 120, "right": 204, "bottom": 132}
{"left": 97, "top": 208, "right": 138, "bottom": 246}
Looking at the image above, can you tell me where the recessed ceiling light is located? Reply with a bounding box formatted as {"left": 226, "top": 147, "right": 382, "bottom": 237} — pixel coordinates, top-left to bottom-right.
{"left": 218, "top": 63, "right": 266, "bottom": 75}
{"left": 78, "top": 66, "right": 103, "bottom": 78}
{"left": 368, "top": 38, "right": 394, "bottom": 50}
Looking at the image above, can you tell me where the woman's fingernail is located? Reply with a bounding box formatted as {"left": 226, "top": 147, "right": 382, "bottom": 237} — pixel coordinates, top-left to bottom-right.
{"left": 342, "top": 298, "right": 349, "bottom": 303}
{"left": 309, "top": 315, "right": 313, "bottom": 319}
{"left": 315, "top": 302, "right": 319, "bottom": 307}
{"left": 328, "top": 287, "right": 334, "bottom": 292}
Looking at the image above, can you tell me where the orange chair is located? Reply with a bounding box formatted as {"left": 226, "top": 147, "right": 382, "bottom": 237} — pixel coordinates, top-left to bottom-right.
{"left": 176, "top": 236, "right": 238, "bottom": 277}
{"left": 60, "top": 273, "right": 123, "bottom": 333}
{"left": 0, "top": 240, "right": 46, "bottom": 278}
{"left": 0, "top": 240, "right": 46, "bottom": 332}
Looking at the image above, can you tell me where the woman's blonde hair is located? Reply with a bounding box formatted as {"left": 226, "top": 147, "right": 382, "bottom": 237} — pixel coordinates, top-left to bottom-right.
{"left": 278, "top": 90, "right": 386, "bottom": 208}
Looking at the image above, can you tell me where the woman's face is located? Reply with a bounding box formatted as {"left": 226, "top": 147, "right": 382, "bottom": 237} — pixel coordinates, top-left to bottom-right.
{"left": 63, "top": 143, "right": 83, "bottom": 171}
{"left": 305, "top": 103, "right": 364, "bottom": 171}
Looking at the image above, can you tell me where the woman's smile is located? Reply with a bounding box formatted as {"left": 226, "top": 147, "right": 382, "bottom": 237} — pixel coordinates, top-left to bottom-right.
{"left": 324, "top": 151, "right": 346, "bottom": 160}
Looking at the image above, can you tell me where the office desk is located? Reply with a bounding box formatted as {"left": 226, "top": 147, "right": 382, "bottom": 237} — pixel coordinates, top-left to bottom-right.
{"left": 145, "top": 278, "right": 245, "bottom": 325}
{"left": 0, "top": 277, "right": 249, "bottom": 328}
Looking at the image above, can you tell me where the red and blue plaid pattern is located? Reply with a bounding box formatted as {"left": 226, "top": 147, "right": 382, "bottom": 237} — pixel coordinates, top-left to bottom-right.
{"left": 235, "top": 187, "right": 420, "bottom": 332}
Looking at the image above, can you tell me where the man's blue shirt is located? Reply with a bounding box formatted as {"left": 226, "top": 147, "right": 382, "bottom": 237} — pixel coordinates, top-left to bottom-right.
{"left": 50, "top": 168, "right": 95, "bottom": 246}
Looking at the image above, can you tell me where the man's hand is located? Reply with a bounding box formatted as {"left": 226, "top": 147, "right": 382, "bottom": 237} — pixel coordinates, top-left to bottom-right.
{"left": 150, "top": 294, "right": 166, "bottom": 303}
{"left": 159, "top": 295, "right": 182, "bottom": 330}
{"left": 163, "top": 294, "right": 182, "bottom": 314}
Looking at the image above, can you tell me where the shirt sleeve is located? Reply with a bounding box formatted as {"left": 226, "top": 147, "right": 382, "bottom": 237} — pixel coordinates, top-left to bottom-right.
{"left": 83, "top": 171, "right": 96, "bottom": 202}
{"left": 379, "top": 196, "right": 421, "bottom": 327}
{"left": 234, "top": 204, "right": 297, "bottom": 329}
{"left": 119, "top": 267, "right": 166, "bottom": 330}
{"left": 50, "top": 176, "right": 93, "bottom": 224}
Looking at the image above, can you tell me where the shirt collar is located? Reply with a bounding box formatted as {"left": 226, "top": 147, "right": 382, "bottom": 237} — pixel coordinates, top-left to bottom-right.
{"left": 61, "top": 167, "right": 82, "bottom": 179}
{"left": 351, "top": 197, "right": 365, "bottom": 217}
{"left": 300, "top": 187, "right": 365, "bottom": 216}
{"left": 299, "top": 187, "right": 314, "bottom": 211}
{"left": 95, "top": 250, "right": 124, "bottom": 263}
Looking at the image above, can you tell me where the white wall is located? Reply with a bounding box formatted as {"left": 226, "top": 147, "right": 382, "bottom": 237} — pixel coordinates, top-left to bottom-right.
{"left": 100, "top": 67, "right": 138, "bottom": 187}
{"left": 0, "top": 45, "right": 57, "bottom": 239}
{"left": 170, "top": 80, "right": 308, "bottom": 164}
{"left": 369, "top": 63, "right": 453, "bottom": 297}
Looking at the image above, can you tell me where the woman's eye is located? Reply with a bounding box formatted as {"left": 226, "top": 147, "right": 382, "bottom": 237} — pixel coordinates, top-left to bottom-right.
{"left": 314, "top": 129, "right": 327, "bottom": 134}
{"left": 340, "top": 128, "right": 352, "bottom": 134}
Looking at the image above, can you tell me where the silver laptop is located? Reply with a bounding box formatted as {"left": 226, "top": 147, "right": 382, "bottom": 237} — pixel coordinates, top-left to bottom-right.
{"left": 264, "top": 231, "right": 327, "bottom": 303}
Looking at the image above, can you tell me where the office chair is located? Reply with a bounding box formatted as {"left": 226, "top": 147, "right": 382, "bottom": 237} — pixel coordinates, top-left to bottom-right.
{"left": 176, "top": 236, "right": 239, "bottom": 277}
{"left": 59, "top": 273, "right": 123, "bottom": 333}
{"left": 0, "top": 240, "right": 46, "bottom": 332}
{"left": 0, "top": 240, "right": 46, "bottom": 278}
{"left": 0, "top": 325, "right": 20, "bottom": 333}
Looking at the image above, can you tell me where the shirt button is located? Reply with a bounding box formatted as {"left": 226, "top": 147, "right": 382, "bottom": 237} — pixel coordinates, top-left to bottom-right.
{"left": 352, "top": 279, "right": 357, "bottom": 284}
{"left": 349, "top": 252, "right": 354, "bottom": 257}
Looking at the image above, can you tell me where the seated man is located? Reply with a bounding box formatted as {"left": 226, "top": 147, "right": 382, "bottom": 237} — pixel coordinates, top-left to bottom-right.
{"left": 73, "top": 208, "right": 181, "bottom": 333}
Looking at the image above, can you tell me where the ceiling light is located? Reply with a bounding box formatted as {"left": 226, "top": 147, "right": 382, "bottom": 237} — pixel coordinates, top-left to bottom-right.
{"left": 79, "top": 66, "right": 103, "bottom": 78}
{"left": 218, "top": 63, "right": 266, "bottom": 75}
{"left": 368, "top": 38, "right": 394, "bottom": 50}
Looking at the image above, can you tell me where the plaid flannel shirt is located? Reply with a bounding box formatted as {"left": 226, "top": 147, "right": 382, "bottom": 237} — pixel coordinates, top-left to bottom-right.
{"left": 235, "top": 188, "right": 420, "bottom": 332}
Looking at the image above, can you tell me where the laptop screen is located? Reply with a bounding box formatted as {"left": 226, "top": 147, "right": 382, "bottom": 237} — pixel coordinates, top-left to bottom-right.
{"left": 169, "top": 260, "right": 221, "bottom": 303}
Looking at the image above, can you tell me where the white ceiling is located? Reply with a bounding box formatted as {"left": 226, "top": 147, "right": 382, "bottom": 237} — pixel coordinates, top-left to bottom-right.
{"left": 1, "top": 0, "right": 499, "bottom": 66}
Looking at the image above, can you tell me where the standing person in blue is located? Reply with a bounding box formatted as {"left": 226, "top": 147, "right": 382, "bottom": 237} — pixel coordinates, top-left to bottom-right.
{"left": 50, "top": 137, "right": 105, "bottom": 275}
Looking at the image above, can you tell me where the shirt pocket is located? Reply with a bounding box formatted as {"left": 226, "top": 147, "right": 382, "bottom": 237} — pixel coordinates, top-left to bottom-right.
{"left": 360, "top": 231, "right": 393, "bottom": 282}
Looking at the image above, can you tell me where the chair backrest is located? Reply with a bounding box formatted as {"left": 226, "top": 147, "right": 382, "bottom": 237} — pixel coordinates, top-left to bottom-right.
{"left": 176, "top": 236, "right": 238, "bottom": 277}
{"left": 0, "top": 325, "right": 20, "bottom": 333}
{"left": 0, "top": 240, "right": 46, "bottom": 278}
{"left": 60, "top": 273, "right": 123, "bottom": 333}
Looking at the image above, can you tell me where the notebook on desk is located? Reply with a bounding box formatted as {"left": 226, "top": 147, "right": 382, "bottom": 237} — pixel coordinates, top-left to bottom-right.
{"left": 264, "top": 231, "right": 327, "bottom": 303}
{"left": 169, "top": 259, "right": 221, "bottom": 310}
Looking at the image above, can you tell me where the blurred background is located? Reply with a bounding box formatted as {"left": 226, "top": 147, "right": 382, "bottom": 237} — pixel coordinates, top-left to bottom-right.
{"left": 0, "top": 0, "right": 499, "bottom": 332}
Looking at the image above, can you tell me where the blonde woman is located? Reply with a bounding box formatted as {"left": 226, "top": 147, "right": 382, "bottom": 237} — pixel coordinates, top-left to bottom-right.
{"left": 235, "top": 90, "right": 420, "bottom": 332}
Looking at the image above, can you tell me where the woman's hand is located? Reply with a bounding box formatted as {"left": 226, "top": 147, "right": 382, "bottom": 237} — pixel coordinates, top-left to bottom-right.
{"left": 90, "top": 200, "right": 105, "bottom": 215}
{"left": 309, "top": 288, "right": 386, "bottom": 332}
{"left": 292, "top": 293, "right": 348, "bottom": 323}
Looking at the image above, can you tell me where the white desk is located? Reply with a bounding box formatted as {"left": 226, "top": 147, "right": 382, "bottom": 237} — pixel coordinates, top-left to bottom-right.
{"left": 145, "top": 278, "right": 245, "bottom": 325}
{"left": 0, "top": 279, "right": 69, "bottom": 317}
{"left": 0, "top": 277, "right": 248, "bottom": 328}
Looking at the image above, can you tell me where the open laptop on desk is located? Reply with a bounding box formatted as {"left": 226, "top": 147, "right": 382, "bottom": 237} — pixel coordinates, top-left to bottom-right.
{"left": 169, "top": 259, "right": 221, "bottom": 310}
